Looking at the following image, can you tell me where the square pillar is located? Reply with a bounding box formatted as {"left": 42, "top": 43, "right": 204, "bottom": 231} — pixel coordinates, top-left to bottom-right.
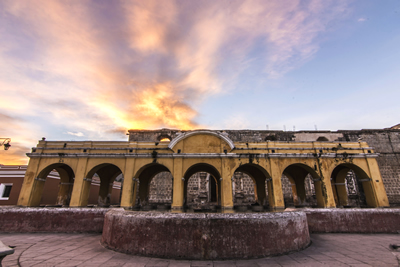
{"left": 317, "top": 164, "right": 336, "bottom": 208}
{"left": 171, "top": 158, "right": 184, "bottom": 210}
{"left": 365, "top": 158, "right": 389, "bottom": 207}
{"left": 120, "top": 158, "right": 136, "bottom": 208}
{"left": 69, "top": 158, "right": 90, "bottom": 207}
{"left": 17, "top": 158, "right": 41, "bottom": 206}
{"left": 220, "top": 158, "right": 233, "bottom": 210}
{"left": 267, "top": 159, "right": 285, "bottom": 211}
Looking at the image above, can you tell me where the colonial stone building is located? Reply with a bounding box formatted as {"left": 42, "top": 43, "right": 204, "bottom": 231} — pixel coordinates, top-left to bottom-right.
{"left": 16, "top": 127, "right": 394, "bottom": 210}
{"left": 129, "top": 126, "right": 399, "bottom": 208}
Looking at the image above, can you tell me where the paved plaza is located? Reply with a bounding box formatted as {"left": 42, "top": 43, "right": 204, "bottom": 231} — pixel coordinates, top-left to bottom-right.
{"left": 0, "top": 233, "right": 399, "bottom": 267}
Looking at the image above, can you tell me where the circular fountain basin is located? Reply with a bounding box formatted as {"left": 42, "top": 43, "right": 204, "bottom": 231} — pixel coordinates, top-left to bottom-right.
{"left": 101, "top": 209, "right": 310, "bottom": 260}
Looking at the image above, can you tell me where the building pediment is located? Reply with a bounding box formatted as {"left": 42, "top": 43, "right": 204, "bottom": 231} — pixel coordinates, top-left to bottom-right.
{"left": 168, "top": 130, "right": 235, "bottom": 153}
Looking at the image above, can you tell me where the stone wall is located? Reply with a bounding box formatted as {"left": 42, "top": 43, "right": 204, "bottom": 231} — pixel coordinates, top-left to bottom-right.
{"left": 305, "top": 208, "right": 400, "bottom": 233}
{"left": 0, "top": 207, "right": 107, "bottom": 233}
{"left": 148, "top": 172, "right": 172, "bottom": 204}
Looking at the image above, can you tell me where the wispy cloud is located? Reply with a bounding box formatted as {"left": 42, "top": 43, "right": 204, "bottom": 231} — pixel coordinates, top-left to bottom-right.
{"left": 0, "top": 0, "right": 349, "bottom": 163}
{"left": 67, "top": 132, "right": 84, "bottom": 137}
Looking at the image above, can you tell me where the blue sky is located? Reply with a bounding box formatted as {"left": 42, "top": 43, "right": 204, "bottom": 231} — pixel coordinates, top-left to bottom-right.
{"left": 0, "top": 0, "right": 399, "bottom": 164}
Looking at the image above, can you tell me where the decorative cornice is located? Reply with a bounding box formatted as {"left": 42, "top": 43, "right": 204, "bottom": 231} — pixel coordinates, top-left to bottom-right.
{"left": 26, "top": 152, "right": 379, "bottom": 159}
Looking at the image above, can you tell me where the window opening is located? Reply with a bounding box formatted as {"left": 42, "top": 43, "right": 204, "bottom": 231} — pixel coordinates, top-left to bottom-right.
{"left": 0, "top": 183, "right": 13, "bottom": 200}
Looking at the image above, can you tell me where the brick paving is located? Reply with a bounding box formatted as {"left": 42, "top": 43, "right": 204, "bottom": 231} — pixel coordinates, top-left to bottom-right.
{"left": 0, "top": 233, "right": 399, "bottom": 267}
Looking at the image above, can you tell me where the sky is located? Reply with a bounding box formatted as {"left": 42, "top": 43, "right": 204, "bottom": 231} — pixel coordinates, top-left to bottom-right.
{"left": 0, "top": 0, "right": 399, "bottom": 165}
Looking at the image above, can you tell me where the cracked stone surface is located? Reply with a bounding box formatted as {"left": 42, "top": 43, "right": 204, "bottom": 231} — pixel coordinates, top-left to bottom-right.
{"left": 0, "top": 233, "right": 399, "bottom": 266}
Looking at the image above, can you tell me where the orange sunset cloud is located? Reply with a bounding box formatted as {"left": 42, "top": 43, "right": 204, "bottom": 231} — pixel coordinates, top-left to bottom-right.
{"left": 0, "top": 0, "right": 349, "bottom": 164}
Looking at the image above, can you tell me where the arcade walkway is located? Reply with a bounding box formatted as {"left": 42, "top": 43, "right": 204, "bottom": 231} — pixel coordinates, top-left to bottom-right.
{"left": 0, "top": 233, "right": 399, "bottom": 266}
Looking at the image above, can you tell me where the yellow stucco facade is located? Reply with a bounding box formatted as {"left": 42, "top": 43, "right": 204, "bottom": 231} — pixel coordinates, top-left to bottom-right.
{"left": 18, "top": 130, "right": 389, "bottom": 210}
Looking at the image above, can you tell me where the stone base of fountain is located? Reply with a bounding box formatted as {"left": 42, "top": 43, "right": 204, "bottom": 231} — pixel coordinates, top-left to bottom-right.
{"left": 101, "top": 208, "right": 310, "bottom": 260}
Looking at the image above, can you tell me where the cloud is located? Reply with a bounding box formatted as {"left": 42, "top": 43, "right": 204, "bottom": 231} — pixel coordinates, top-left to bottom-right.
{"left": 0, "top": 142, "right": 30, "bottom": 165}
{"left": 0, "top": 0, "right": 350, "bottom": 163}
{"left": 67, "top": 132, "right": 84, "bottom": 137}
{"left": 358, "top": 17, "right": 367, "bottom": 22}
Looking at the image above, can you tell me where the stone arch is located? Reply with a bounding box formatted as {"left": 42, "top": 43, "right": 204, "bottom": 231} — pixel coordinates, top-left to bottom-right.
{"left": 85, "top": 163, "right": 123, "bottom": 207}
{"left": 282, "top": 163, "right": 322, "bottom": 207}
{"left": 134, "top": 163, "right": 172, "bottom": 208}
{"left": 233, "top": 164, "right": 271, "bottom": 210}
{"left": 331, "top": 163, "right": 376, "bottom": 207}
{"left": 183, "top": 163, "right": 221, "bottom": 208}
{"left": 168, "top": 130, "right": 235, "bottom": 150}
{"left": 316, "top": 136, "right": 329, "bottom": 141}
{"left": 32, "top": 163, "right": 75, "bottom": 206}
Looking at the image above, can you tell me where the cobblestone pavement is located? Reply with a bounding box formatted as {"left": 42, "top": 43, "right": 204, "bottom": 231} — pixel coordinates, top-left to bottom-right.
{"left": 0, "top": 233, "right": 399, "bottom": 267}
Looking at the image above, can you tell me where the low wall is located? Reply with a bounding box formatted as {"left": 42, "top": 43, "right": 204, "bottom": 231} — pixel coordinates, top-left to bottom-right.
{"left": 2, "top": 207, "right": 399, "bottom": 237}
{"left": 305, "top": 208, "right": 400, "bottom": 233}
{"left": 0, "top": 207, "right": 108, "bottom": 233}
{"left": 101, "top": 209, "right": 310, "bottom": 260}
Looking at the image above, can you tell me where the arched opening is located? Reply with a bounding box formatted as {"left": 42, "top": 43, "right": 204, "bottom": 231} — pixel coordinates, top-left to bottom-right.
{"left": 265, "top": 135, "right": 277, "bottom": 141}
{"left": 233, "top": 164, "right": 271, "bottom": 211}
{"left": 157, "top": 135, "right": 172, "bottom": 142}
{"left": 316, "top": 136, "right": 329, "bottom": 141}
{"left": 35, "top": 163, "right": 75, "bottom": 207}
{"left": 184, "top": 163, "right": 221, "bottom": 211}
{"left": 282, "top": 163, "right": 321, "bottom": 208}
{"left": 135, "top": 163, "right": 172, "bottom": 210}
{"left": 331, "top": 164, "right": 372, "bottom": 207}
{"left": 86, "top": 164, "right": 123, "bottom": 207}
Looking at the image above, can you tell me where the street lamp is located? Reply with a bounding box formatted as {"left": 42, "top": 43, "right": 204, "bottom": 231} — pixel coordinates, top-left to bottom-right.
{"left": 0, "top": 138, "right": 11, "bottom": 150}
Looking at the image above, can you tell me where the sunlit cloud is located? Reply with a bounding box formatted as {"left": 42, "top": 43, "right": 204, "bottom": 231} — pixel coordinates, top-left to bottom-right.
{"left": 67, "top": 132, "right": 84, "bottom": 137}
{"left": 0, "top": 0, "right": 350, "bottom": 164}
{"left": 358, "top": 17, "right": 367, "bottom": 22}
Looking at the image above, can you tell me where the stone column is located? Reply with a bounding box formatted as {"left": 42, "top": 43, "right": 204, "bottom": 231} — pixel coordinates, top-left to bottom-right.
{"left": 267, "top": 159, "right": 285, "bottom": 211}
{"left": 69, "top": 158, "right": 90, "bottom": 207}
{"left": 98, "top": 178, "right": 111, "bottom": 206}
{"left": 220, "top": 158, "right": 234, "bottom": 210}
{"left": 317, "top": 164, "right": 336, "bottom": 208}
{"left": 334, "top": 168, "right": 351, "bottom": 207}
{"left": 120, "top": 158, "right": 136, "bottom": 208}
{"left": 17, "top": 158, "right": 41, "bottom": 206}
{"left": 56, "top": 182, "right": 73, "bottom": 206}
{"left": 363, "top": 157, "right": 389, "bottom": 207}
{"left": 28, "top": 177, "right": 46, "bottom": 207}
{"left": 171, "top": 158, "right": 184, "bottom": 210}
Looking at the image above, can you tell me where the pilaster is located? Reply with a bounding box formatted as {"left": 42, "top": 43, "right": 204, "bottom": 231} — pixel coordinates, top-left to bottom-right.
{"left": 220, "top": 158, "right": 233, "bottom": 210}
{"left": 171, "top": 158, "right": 184, "bottom": 210}
{"left": 69, "top": 158, "right": 89, "bottom": 207}
{"left": 268, "top": 158, "right": 285, "bottom": 211}
{"left": 120, "top": 158, "right": 136, "bottom": 208}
